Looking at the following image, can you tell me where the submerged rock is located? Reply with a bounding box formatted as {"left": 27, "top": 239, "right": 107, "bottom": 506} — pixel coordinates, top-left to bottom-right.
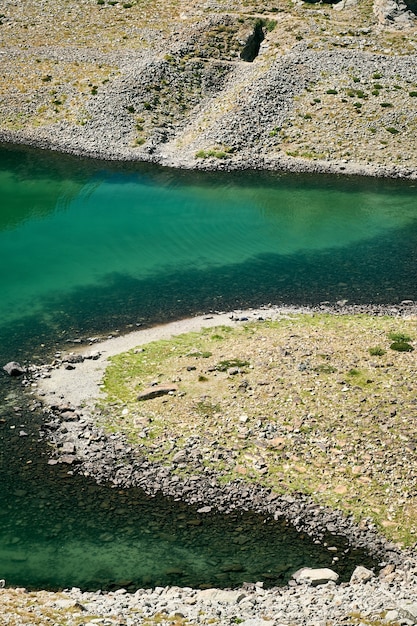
{"left": 3, "top": 361, "right": 26, "bottom": 377}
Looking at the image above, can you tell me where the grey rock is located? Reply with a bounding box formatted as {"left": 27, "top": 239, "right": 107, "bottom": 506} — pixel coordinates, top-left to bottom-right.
{"left": 61, "top": 442, "right": 76, "bottom": 455}
{"left": 373, "top": 0, "right": 416, "bottom": 27}
{"left": 350, "top": 565, "right": 375, "bottom": 584}
{"left": 197, "top": 505, "right": 212, "bottom": 513}
{"left": 399, "top": 603, "right": 417, "bottom": 622}
{"left": 137, "top": 384, "right": 178, "bottom": 400}
{"left": 292, "top": 567, "right": 339, "bottom": 586}
{"left": 196, "top": 589, "right": 246, "bottom": 604}
{"left": 3, "top": 361, "right": 25, "bottom": 376}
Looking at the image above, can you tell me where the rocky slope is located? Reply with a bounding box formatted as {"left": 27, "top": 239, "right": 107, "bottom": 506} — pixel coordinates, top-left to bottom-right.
{"left": 0, "top": 0, "right": 417, "bottom": 177}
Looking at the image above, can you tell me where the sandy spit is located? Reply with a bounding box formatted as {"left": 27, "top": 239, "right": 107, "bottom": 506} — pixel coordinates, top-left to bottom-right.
{"left": 36, "top": 306, "right": 305, "bottom": 409}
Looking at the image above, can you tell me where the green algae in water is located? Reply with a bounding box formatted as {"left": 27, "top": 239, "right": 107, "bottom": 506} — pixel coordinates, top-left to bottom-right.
{"left": 0, "top": 451, "right": 375, "bottom": 591}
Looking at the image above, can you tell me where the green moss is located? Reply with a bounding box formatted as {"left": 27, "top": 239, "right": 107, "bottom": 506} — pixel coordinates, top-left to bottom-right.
{"left": 215, "top": 358, "right": 250, "bottom": 371}
{"left": 390, "top": 341, "right": 414, "bottom": 352}
{"left": 313, "top": 364, "right": 337, "bottom": 373}
{"left": 187, "top": 350, "right": 212, "bottom": 358}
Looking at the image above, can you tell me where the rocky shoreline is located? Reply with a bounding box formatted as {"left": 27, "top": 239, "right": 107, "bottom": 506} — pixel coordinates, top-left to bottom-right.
{"left": 5, "top": 304, "right": 415, "bottom": 624}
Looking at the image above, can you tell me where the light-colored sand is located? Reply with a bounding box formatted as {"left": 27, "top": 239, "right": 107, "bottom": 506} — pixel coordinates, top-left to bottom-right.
{"left": 37, "top": 307, "right": 299, "bottom": 409}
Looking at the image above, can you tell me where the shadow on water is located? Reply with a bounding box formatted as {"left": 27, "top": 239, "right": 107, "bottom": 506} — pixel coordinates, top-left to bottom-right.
{"left": 1, "top": 217, "right": 416, "bottom": 367}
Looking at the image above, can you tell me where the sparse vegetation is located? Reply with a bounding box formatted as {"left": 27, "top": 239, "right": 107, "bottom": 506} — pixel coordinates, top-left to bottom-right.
{"left": 195, "top": 148, "right": 233, "bottom": 159}
{"left": 100, "top": 314, "right": 417, "bottom": 546}
{"left": 390, "top": 341, "right": 414, "bottom": 352}
{"left": 369, "top": 346, "right": 386, "bottom": 356}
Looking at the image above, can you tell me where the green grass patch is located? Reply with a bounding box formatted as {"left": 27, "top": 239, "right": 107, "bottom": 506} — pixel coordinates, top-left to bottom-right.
{"left": 215, "top": 358, "right": 250, "bottom": 371}
{"left": 369, "top": 346, "right": 386, "bottom": 356}
{"left": 388, "top": 331, "right": 412, "bottom": 342}
{"left": 390, "top": 341, "right": 414, "bottom": 352}
{"left": 195, "top": 147, "right": 233, "bottom": 159}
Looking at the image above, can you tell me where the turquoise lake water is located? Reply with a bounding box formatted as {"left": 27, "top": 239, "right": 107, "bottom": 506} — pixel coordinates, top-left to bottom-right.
{"left": 1, "top": 143, "right": 417, "bottom": 364}
{"left": 0, "top": 142, "right": 416, "bottom": 590}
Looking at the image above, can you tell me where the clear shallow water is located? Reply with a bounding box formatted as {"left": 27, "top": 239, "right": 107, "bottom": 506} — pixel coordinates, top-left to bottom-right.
{"left": 1, "top": 397, "right": 375, "bottom": 592}
{"left": 1, "top": 143, "right": 416, "bottom": 590}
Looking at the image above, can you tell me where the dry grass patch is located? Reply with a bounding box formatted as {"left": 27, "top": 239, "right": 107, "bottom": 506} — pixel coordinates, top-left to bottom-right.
{"left": 0, "top": 0, "right": 182, "bottom": 51}
{"left": 272, "top": 73, "right": 417, "bottom": 166}
{"left": 100, "top": 314, "right": 417, "bottom": 546}
{"left": 0, "top": 589, "right": 97, "bottom": 626}
{"left": 0, "top": 56, "right": 117, "bottom": 129}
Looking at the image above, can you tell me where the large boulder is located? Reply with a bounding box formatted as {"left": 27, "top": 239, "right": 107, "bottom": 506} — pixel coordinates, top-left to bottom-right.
{"left": 292, "top": 567, "right": 339, "bottom": 586}
{"left": 137, "top": 384, "right": 178, "bottom": 401}
{"left": 350, "top": 565, "right": 375, "bottom": 584}
{"left": 3, "top": 361, "right": 26, "bottom": 377}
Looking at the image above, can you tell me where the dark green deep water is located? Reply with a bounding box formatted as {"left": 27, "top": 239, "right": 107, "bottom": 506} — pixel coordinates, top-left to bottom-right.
{"left": 0, "top": 143, "right": 416, "bottom": 591}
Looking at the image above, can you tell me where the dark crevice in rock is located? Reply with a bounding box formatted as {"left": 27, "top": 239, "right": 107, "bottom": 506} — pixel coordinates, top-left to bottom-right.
{"left": 240, "top": 22, "right": 265, "bottom": 62}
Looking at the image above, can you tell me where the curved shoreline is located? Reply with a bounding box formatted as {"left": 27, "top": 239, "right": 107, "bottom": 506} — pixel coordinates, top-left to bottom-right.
{"left": 8, "top": 303, "right": 417, "bottom": 624}
{"left": 32, "top": 304, "right": 417, "bottom": 561}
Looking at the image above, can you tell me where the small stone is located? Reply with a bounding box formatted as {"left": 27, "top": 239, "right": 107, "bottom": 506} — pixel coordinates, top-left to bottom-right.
{"left": 350, "top": 565, "right": 375, "bottom": 584}
{"left": 197, "top": 506, "right": 212, "bottom": 513}
{"left": 399, "top": 603, "right": 417, "bottom": 622}
{"left": 59, "top": 455, "right": 77, "bottom": 464}
{"left": 379, "top": 563, "right": 396, "bottom": 579}
{"left": 61, "top": 442, "right": 76, "bottom": 454}
{"left": 384, "top": 610, "right": 399, "bottom": 622}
